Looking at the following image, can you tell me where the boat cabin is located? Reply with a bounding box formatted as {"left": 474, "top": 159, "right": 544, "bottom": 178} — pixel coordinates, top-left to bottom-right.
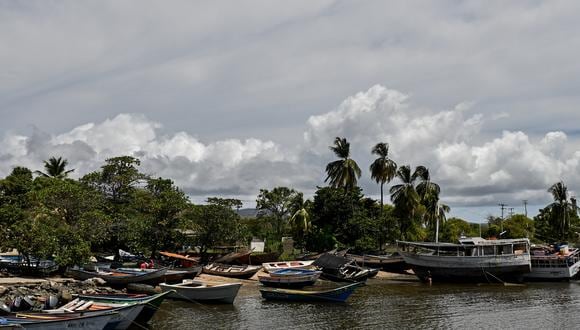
{"left": 398, "top": 238, "right": 530, "bottom": 257}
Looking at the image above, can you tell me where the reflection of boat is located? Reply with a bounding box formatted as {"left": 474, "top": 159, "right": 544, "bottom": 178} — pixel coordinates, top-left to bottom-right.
{"left": 345, "top": 253, "right": 410, "bottom": 274}
{"left": 313, "top": 253, "right": 377, "bottom": 282}
{"left": 202, "top": 263, "right": 262, "bottom": 279}
{"left": 524, "top": 245, "right": 580, "bottom": 281}
{"left": 66, "top": 267, "right": 168, "bottom": 286}
{"left": 259, "top": 282, "right": 364, "bottom": 303}
{"left": 259, "top": 268, "right": 322, "bottom": 288}
{"left": 160, "top": 279, "right": 242, "bottom": 304}
{"left": 397, "top": 237, "right": 532, "bottom": 282}
{"left": 262, "top": 260, "right": 315, "bottom": 273}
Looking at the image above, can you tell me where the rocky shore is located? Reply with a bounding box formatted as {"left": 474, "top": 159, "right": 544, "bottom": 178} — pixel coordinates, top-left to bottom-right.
{"left": 0, "top": 277, "right": 124, "bottom": 311}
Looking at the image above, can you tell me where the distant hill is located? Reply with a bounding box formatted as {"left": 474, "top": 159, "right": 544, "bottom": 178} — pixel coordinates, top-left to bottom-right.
{"left": 236, "top": 208, "right": 260, "bottom": 218}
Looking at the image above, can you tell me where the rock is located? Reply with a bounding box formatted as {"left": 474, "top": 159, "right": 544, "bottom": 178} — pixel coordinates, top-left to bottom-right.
{"left": 0, "top": 286, "right": 7, "bottom": 296}
{"left": 60, "top": 289, "right": 73, "bottom": 303}
{"left": 17, "top": 287, "right": 28, "bottom": 295}
{"left": 127, "top": 283, "right": 160, "bottom": 295}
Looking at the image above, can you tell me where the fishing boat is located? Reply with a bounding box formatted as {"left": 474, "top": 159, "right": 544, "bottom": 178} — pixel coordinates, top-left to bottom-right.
{"left": 262, "top": 260, "right": 315, "bottom": 273}
{"left": 259, "top": 268, "right": 322, "bottom": 288}
{"left": 0, "top": 312, "right": 115, "bottom": 329}
{"left": 0, "top": 257, "right": 58, "bottom": 276}
{"left": 74, "top": 291, "right": 172, "bottom": 325}
{"left": 213, "top": 249, "right": 253, "bottom": 264}
{"left": 313, "top": 253, "right": 377, "bottom": 282}
{"left": 160, "top": 279, "right": 242, "bottom": 303}
{"left": 524, "top": 245, "right": 580, "bottom": 281}
{"left": 159, "top": 251, "right": 200, "bottom": 268}
{"left": 397, "top": 237, "right": 532, "bottom": 283}
{"left": 115, "top": 266, "right": 202, "bottom": 284}
{"left": 202, "top": 263, "right": 261, "bottom": 279}
{"left": 259, "top": 282, "right": 364, "bottom": 303}
{"left": 66, "top": 266, "right": 168, "bottom": 286}
{"left": 345, "top": 253, "right": 410, "bottom": 274}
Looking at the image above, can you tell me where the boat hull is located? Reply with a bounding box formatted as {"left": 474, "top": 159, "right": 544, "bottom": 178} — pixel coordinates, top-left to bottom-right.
{"left": 400, "top": 252, "right": 531, "bottom": 282}
{"left": 3, "top": 312, "right": 114, "bottom": 330}
{"left": 160, "top": 281, "right": 242, "bottom": 304}
{"left": 202, "top": 264, "right": 261, "bottom": 279}
{"left": 259, "top": 282, "right": 364, "bottom": 303}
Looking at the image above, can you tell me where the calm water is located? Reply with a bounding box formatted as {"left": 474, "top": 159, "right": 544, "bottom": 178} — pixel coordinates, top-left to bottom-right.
{"left": 149, "top": 279, "right": 580, "bottom": 329}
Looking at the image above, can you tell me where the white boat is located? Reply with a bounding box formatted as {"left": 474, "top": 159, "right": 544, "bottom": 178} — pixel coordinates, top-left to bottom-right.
{"left": 160, "top": 279, "right": 242, "bottom": 304}
{"left": 1, "top": 312, "right": 115, "bottom": 330}
{"left": 398, "top": 237, "right": 532, "bottom": 282}
{"left": 262, "top": 260, "right": 315, "bottom": 273}
{"left": 524, "top": 245, "right": 580, "bottom": 281}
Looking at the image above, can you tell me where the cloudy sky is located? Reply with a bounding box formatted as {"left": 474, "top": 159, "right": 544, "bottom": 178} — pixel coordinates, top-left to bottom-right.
{"left": 2, "top": 1, "right": 580, "bottom": 221}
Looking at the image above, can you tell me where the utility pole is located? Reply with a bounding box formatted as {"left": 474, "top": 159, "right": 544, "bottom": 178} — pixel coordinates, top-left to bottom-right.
{"left": 498, "top": 203, "right": 507, "bottom": 232}
{"left": 508, "top": 207, "right": 515, "bottom": 218}
{"left": 523, "top": 200, "right": 528, "bottom": 217}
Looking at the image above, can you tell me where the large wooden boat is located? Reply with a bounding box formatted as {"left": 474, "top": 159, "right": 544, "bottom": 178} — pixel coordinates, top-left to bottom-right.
{"left": 345, "top": 253, "right": 410, "bottom": 274}
{"left": 259, "top": 282, "right": 364, "bottom": 303}
{"left": 397, "top": 237, "right": 532, "bottom": 283}
{"left": 524, "top": 245, "right": 580, "bottom": 281}
{"left": 262, "top": 260, "right": 315, "bottom": 273}
{"left": 74, "top": 291, "right": 172, "bottom": 325}
{"left": 66, "top": 267, "right": 168, "bottom": 287}
{"left": 202, "top": 263, "right": 261, "bottom": 279}
{"left": 0, "top": 312, "right": 115, "bottom": 330}
{"left": 160, "top": 279, "right": 242, "bottom": 304}
{"left": 259, "top": 268, "right": 322, "bottom": 288}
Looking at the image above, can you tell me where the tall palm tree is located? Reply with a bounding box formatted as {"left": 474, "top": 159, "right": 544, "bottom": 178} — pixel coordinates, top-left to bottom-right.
{"left": 325, "top": 137, "right": 361, "bottom": 191}
{"left": 370, "top": 142, "right": 397, "bottom": 211}
{"left": 547, "top": 181, "right": 576, "bottom": 240}
{"left": 289, "top": 194, "right": 312, "bottom": 251}
{"left": 422, "top": 193, "right": 450, "bottom": 243}
{"left": 35, "top": 156, "right": 74, "bottom": 179}
{"left": 414, "top": 166, "right": 440, "bottom": 199}
{"left": 389, "top": 165, "right": 421, "bottom": 239}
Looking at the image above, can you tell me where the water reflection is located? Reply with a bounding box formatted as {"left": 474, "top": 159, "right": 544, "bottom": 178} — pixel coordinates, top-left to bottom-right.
{"left": 150, "top": 280, "right": 580, "bottom": 329}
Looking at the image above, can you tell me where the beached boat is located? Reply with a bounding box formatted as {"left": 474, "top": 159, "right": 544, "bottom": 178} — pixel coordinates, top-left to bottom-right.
{"left": 74, "top": 291, "right": 172, "bottom": 326}
{"left": 66, "top": 267, "right": 168, "bottom": 286}
{"left": 313, "top": 253, "right": 377, "bottom": 282}
{"left": 160, "top": 279, "right": 242, "bottom": 303}
{"left": 213, "top": 250, "right": 253, "bottom": 264}
{"left": 397, "top": 237, "right": 532, "bottom": 283}
{"left": 159, "top": 251, "right": 200, "bottom": 268}
{"left": 259, "top": 268, "right": 322, "bottom": 288}
{"left": 0, "top": 258, "right": 58, "bottom": 276}
{"left": 259, "top": 282, "right": 364, "bottom": 303}
{"left": 345, "top": 253, "right": 410, "bottom": 274}
{"left": 115, "top": 266, "right": 202, "bottom": 284}
{"left": 0, "top": 312, "right": 115, "bottom": 329}
{"left": 524, "top": 245, "right": 580, "bottom": 281}
{"left": 202, "top": 263, "right": 261, "bottom": 279}
{"left": 262, "top": 260, "right": 315, "bottom": 273}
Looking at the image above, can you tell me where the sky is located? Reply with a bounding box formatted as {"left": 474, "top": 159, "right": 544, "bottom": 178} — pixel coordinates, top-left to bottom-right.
{"left": 2, "top": 0, "right": 580, "bottom": 222}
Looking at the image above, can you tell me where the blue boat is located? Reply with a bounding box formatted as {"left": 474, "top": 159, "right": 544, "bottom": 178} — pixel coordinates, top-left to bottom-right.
{"left": 259, "top": 282, "right": 364, "bottom": 302}
{"left": 270, "top": 268, "right": 320, "bottom": 276}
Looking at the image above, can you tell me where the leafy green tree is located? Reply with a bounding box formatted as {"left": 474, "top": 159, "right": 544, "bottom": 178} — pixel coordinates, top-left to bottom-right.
{"left": 206, "top": 197, "right": 243, "bottom": 211}
{"left": 184, "top": 204, "right": 240, "bottom": 262}
{"left": 288, "top": 193, "right": 312, "bottom": 250}
{"left": 325, "top": 137, "right": 361, "bottom": 191}
{"left": 370, "top": 142, "right": 397, "bottom": 211}
{"left": 439, "top": 218, "right": 473, "bottom": 242}
{"left": 389, "top": 165, "right": 422, "bottom": 239}
{"left": 503, "top": 214, "right": 534, "bottom": 239}
{"left": 546, "top": 181, "right": 578, "bottom": 240}
{"left": 35, "top": 156, "right": 74, "bottom": 179}
{"left": 127, "top": 178, "right": 189, "bottom": 258}
{"left": 256, "top": 187, "right": 301, "bottom": 239}
{"left": 422, "top": 192, "right": 450, "bottom": 242}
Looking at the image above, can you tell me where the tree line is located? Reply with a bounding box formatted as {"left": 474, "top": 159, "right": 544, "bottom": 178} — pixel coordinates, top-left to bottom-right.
{"left": 1, "top": 138, "right": 578, "bottom": 268}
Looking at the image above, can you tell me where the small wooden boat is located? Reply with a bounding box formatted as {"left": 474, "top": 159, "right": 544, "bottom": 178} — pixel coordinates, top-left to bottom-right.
{"left": 74, "top": 291, "right": 172, "bottom": 326}
{"left": 160, "top": 280, "right": 242, "bottom": 304}
{"left": 0, "top": 312, "right": 115, "bottom": 329}
{"left": 259, "top": 282, "right": 364, "bottom": 303}
{"left": 115, "top": 266, "right": 202, "bottom": 284}
{"left": 313, "top": 253, "right": 377, "bottom": 282}
{"left": 66, "top": 267, "right": 168, "bottom": 287}
{"left": 213, "top": 250, "right": 252, "bottom": 264}
{"left": 259, "top": 268, "right": 322, "bottom": 288}
{"left": 159, "top": 251, "right": 200, "bottom": 267}
{"left": 346, "top": 253, "right": 410, "bottom": 274}
{"left": 202, "top": 263, "right": 261, "bottom": 279}
{"left": 262, "top": 260, "right": 315, "bottom": 273}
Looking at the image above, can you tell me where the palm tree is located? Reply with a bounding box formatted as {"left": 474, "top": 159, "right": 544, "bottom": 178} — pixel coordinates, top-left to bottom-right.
{"left": 289, "top": 194, "right": 312, "bottom": 251}
{"left": 422, "top": 193, "right": 450, "bottom": 243}
{"left": 35, "top": 156, "right": 74, "bottom": 179}
{"left": 414, "top": 166, "right": 440, "bottom": 199}
{"left": 389, "top": 165, "right": 421, "bottom": 239}
{"left": 547, "top": 181, "right": 576, "bottom": 240}
{"left": 325, "top": 137, "right": 361, "bottom": 191}
{"left": 370, "top": 142, "right": 397, "bottom": 211}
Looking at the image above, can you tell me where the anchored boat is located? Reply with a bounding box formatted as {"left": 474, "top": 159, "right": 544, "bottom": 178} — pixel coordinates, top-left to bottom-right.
{"left": 524, "top": 245, "right": 580, "bottom": 281}
{"left": 397, "top": 237, "right": 532, "bottom": 283}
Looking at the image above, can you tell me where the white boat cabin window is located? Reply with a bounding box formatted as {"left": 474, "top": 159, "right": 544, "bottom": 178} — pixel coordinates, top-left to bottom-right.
{"left": 483, "top": 246, "right": 495, "bottom": 256}
{"left": 497, "top": 245, "right": 513, "bottom": 255}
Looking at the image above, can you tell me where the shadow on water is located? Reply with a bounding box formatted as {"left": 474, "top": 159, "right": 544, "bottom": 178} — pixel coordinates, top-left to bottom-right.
{"left": 149, "top": 280, "right": 580, "bottom": 329}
